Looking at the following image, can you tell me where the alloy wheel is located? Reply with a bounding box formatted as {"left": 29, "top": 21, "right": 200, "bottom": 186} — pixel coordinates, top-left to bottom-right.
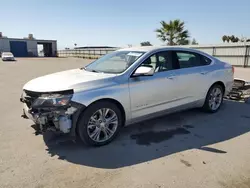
{"left": 208, "top": 87, "right": 223, "bottom": 111}
{"left": 87, "top": 108, "right": 118, "bottom": 142}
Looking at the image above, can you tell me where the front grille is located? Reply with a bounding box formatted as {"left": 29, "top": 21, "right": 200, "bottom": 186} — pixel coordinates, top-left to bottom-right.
{"left": 24, "top": 89, "right": 73, "bottom": 96}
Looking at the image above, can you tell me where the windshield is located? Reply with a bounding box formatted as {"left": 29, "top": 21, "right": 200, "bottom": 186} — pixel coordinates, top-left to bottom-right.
{"left": 2, "top": 52, "right": 13, "bottom": 56}
{"left": 84, "top": 51, "right": 145, "bottom": 73}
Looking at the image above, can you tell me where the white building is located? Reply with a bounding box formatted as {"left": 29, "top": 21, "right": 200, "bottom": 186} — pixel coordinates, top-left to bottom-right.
{"left": 0, "top": 35, "right": 57, "bottom": 57}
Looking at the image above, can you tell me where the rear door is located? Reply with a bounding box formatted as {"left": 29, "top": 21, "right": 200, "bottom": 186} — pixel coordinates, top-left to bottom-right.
{"left": 170, "top": 50, "right": 212, "bottom": 104}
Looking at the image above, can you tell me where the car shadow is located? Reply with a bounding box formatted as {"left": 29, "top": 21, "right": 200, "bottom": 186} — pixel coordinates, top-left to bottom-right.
{"left": 39, "top": 100, "right": 250, "bottom": 169}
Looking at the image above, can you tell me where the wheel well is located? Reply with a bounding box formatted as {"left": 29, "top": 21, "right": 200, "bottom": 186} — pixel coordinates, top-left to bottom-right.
{"left": 87, "top": 98, "right": 126, "bottom": 126}
{"left": 211, "top": 81, "right": 225, "bottom": 94}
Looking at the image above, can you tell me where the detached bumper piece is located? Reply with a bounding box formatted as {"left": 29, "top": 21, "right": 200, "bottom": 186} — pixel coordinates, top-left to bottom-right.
{"left": 20, "top": 90, "right": 84, "bottom": 134}
{"left": 227, "top": 79, "right": 250, "bottom": 101}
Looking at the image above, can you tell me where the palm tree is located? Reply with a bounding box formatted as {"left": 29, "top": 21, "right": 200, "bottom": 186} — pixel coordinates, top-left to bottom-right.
{"left": 234, "top": 37, "right": 240, "bottom": 43}
{"left": 230, "top": 36, "right": 239, "bottom": 43}
{"left": 222, "top": 35, "right": 228, "bottom": 42}
{"left": 230, "top": 35, "right": 236, "bottom": 42}
{"left": 155, "top": 19, "right": 190, "bottom": 45}
{"left": 223, "top": 35, "right": 240, "bottom": 43}
{"left": 140, "top": 41, "right": 152, "bottom": 46}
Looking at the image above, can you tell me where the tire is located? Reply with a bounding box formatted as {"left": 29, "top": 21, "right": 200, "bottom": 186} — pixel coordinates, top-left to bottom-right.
{"left": 203, "top": 84, "right": 224, "bottom": 113}
{"left": 77, "top": 101, "right": 123, "bottom": 146}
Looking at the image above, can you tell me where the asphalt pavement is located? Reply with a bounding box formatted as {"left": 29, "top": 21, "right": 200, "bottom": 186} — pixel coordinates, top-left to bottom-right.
{"left": 0, "top": 58, "right": 250, "bottom": 188}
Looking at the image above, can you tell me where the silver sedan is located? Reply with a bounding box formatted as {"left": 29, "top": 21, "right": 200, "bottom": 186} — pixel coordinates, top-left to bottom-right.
{"left": 21, "top": 47, "right": 234, "bottom": 146}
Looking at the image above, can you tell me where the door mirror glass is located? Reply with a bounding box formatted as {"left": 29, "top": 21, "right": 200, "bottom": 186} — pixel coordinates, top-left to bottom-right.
{"left": 133, "top": 66, "right": 154, "bottom": 77}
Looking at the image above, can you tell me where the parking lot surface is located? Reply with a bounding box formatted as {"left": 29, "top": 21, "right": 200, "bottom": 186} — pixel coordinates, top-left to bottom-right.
{"left": 0, "top": 58, "right": 250, "bottom": 188}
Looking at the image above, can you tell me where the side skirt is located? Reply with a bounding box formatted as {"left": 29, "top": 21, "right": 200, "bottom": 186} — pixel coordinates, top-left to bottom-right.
{"left": 125, "top": 99, "right": 204, "bottom": 126}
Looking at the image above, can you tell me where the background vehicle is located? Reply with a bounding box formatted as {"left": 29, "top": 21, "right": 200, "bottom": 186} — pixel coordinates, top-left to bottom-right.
{"left": 1, "top": 52, "right": 15, "bottom": 61}
{"left": 20, "top": 47, "right": 234, "bottom": 146}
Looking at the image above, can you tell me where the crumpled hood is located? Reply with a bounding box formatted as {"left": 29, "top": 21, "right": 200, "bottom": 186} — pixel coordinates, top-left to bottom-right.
{"left": 23, "top": 69, "right": 116, "bottom": 92}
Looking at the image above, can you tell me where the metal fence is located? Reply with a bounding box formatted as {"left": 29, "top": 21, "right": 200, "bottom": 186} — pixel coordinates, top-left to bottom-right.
{"left": 58, "top": 48, "right": 119, "bottom": 59}
{"left": 190, "top": 43, "right": 250, "bottom": 67}
{"left": 58, "top": 43, "right": 250, "bottom": 67}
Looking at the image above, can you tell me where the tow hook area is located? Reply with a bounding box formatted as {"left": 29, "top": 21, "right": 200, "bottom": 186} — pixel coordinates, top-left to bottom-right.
{"left": 35, "top": 107, "right": 77, "bottom": 133}
{"left": 22, "top": 104, "right": 79, "bottom": 134}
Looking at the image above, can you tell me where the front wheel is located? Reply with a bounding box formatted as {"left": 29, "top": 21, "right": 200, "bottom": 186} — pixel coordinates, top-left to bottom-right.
{"left": 77, "top": 101, "right": 122, "bottom": 146}
{"left": 203, "top": 84, "right": 224, "bottom": 113}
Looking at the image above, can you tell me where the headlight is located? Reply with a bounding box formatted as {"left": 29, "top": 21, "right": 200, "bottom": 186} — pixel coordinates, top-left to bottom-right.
{"left": 32, "top": 94, "right": 73, "bottom": 108}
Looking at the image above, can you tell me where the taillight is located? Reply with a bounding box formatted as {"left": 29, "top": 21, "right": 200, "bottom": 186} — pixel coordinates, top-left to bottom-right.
{"left": 232, "top": 66, "right": 235, "bottom": 74}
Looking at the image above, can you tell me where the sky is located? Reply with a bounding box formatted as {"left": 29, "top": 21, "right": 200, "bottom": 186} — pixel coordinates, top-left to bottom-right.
{"left": 1, "top": 0, "right": 250, "bottom": 49}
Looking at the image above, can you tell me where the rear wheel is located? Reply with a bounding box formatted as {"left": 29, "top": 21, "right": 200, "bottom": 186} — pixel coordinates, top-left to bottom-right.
{"left": 77, "top": 101, "right": 122, "bottom": 146}
{"left": 203, "top": 84, "right": 224, "bottom": 113}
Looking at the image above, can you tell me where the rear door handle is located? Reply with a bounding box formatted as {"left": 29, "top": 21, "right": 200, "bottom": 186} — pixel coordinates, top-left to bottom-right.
{"left": 166, "top": 76, "right": 175, "bottom": 80}
{"left": 200, "top": 71, "right": 209, "bottom": 75}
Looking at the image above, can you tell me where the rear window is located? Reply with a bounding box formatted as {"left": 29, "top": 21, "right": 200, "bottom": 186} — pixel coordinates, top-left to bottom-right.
{"left": 201, "top": 55, "right": 212, "bottom": 65}
{"left": 175, "top": 51, "right": 211, "bottom": 69}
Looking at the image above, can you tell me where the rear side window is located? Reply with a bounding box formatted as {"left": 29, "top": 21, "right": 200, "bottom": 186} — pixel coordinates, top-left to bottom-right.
{"left": 175, "top": 51, "right": 211, "bottom": 69}
{"left": 201, "top": 55, "right": 212, "bottom": 65}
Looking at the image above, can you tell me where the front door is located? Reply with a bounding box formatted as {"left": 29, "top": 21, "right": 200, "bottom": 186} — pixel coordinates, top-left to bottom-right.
{"left": 129, "top": 51, "right": 179, "bottom": 120}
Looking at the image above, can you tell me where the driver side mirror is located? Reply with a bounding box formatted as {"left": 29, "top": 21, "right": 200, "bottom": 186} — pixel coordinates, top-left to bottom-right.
{"left": 132, "top": 66, "right": 154, "bottom": 77}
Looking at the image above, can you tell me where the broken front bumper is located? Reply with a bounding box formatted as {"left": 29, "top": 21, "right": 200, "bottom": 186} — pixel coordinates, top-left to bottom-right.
{"left": 23, "top": 103, "right": 35, "bottom": 121}
{"left": 21, "top": 94, "right": 85, "bottom": 135}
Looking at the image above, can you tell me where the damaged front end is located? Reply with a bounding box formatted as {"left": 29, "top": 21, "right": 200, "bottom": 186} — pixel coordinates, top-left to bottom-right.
{"left": 20, "top": 89, "right": 84, "bottom": 135}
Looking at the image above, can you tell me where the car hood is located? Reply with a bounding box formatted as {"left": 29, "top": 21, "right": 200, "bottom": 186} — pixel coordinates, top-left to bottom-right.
{"left": 23, "top": 69, "right": 117, "bottom": 92}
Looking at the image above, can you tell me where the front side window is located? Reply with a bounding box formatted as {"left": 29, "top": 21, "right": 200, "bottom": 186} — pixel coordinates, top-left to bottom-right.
{"left": 84, "top": 51, "right": 145, "bottom": 73}
{"left": 140, "top": 51, "right": 173, "bottom": 73}
{"left": 175, "top": 51, "right": 211, "bottom": 69}
{"left": 140, "top": 54, "right": 157, "bottom": 69}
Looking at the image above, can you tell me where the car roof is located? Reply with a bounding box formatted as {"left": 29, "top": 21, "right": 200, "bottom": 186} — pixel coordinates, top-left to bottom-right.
{"left": 118, "top": 46, "right": 214, "bottom": 59}
{"left": 119, "top": 46, "right": 199, "bottom": 53}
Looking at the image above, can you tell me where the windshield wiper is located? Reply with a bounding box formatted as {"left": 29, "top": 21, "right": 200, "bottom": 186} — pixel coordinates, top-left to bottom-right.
{"left": 80, "top": 67, "right": 86, "bottom": 70}
{"left": 89, "top": 69, "right": 100, "bottom": 73}
{"left": 81, "top": 67, "right": 102, "bottom": 73}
